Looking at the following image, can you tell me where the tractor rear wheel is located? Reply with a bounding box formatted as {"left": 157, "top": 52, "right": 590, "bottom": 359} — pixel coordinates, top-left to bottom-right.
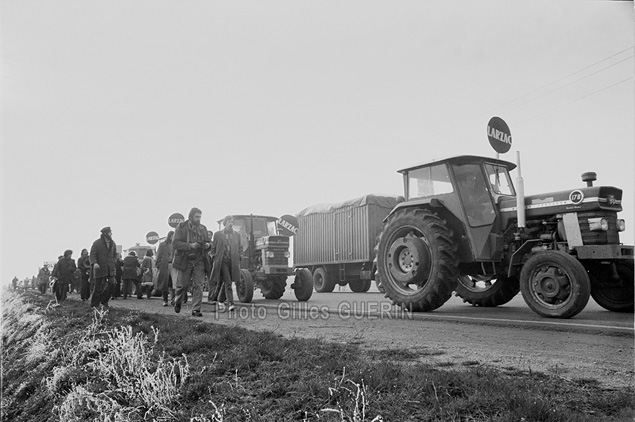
{"left": 261, "top": 276, "right": 287, "bottom": 300}
{"left": 455, "top": 274, "right": 519, "bottom": 307}
{"left": 293, "top": 269, "right": 313, "bottom": 301}
{"left": 313, "top": 267, "right": 335, "bottom": 293}
{"left": 589, "top": 261, "right": 634, "bottom": 313}
{"left": 376, "top": 208, "right": 459, "bottom": 312}
{"left": 349, "top": 279, "right": 372, "bottom": 293}
{"left": 520, "top": 251, "right": 590, "bottom": 318}
{"left": 237, "top": 269, "right": 254, "bottom": 303}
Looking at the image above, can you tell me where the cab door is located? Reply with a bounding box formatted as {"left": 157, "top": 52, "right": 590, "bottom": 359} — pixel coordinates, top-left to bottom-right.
{"left": 452, "top": 164, "right": 502, "bottom": 261}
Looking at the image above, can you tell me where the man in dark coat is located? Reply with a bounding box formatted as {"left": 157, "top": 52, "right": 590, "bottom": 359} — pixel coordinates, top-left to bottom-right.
{"left": 209, "top": 215, "right": 243, "bottom": 312}
{"left": 77, "top": 249, "right": 92, "bottom": 301}
{"left": 112, "top": 253, "right": 123, "bottom": 299}
{"left": 37, "top": 265, "right": 50, "bottom": 294}
{"left": 89, "top": 226, "right": 117, "bottom": 308}
{"left": 172, "top": 207, "right": 211, "bottom": 317}
{"left": 122, "top": 251, "right": 141, "bottom": 299}
{"left": 156, "top": 231, "right": 175, "bottom": 307}
{"left": 51, "top": 250, "right": 77, "bottom": 304}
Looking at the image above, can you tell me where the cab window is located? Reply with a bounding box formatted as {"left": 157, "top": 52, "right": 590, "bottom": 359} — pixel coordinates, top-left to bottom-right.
{"left": 407, "top": 164, "right": 453, "bottom": 199}
{"left": 484, "top": 164, "right": 515, "bottom": 196}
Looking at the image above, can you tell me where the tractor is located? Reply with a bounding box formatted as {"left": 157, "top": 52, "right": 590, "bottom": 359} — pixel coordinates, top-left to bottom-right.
{"left": 219, "top": 215, "right": 313, "bottom": 303}
{"left": 375, "top": 155, "right": 633, "bottom": 318}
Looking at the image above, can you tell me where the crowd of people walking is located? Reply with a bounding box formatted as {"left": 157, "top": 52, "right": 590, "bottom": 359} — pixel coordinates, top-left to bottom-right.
{"left": 20, "top": 207, "right": 242, "bottom": 318}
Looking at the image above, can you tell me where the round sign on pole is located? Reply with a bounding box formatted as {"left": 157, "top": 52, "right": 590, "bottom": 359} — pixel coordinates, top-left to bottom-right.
{"left": 146, "top": 231, "right": 160, "bottom": 245}
{"left": 168, "top": 213, "right": 185, "bottom": 228}
{"left": 487, "top": 116, "right": 512, "bottom": 154}
{"left": 277, "top": 214, "right": 299, "bottom": 236}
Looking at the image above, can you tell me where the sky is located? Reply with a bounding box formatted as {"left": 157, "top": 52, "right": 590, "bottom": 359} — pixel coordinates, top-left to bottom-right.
{"left": 1, "top": 1, "right": 633, "bottom": 284}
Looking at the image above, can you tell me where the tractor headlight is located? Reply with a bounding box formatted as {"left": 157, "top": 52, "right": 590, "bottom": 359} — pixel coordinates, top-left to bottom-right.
{"left": 265, "top": 251, "right": 275, "bottom": 258}
{"left": 588, "top": 217, "right": 609, "bottom": 231}
{"left": 284, "top": 251, "right": 290, "bottom": 258}
{"left": 617, "top": 219, "right": 626, "bottom": 232}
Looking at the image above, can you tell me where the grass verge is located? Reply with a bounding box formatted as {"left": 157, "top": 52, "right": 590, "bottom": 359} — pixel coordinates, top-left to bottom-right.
{"left": 2, "top": 290, "right": 633, "bottom": 421}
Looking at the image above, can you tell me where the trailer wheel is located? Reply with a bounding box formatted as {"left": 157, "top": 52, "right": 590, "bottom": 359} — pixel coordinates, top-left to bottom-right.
{"left": 261, "top": 276, "right": 286, "bottom": 300}
{"left": 588, "top": 261, "right": 634, "bottom": 313}
{"left": 455, "top": 274, "right": 519, "bottom": 307}
{"left": 520, "top": 251, "right": 590, "bottom": 318}
{"left": 349, "top": 279, "right": 372, "bottom": 293}
{"left": 376, "top": 208, "right": 458, "bottom": 312}
{"left": 237, "top": 269, "right": 254, "bottom": 303}
{"left": 293, "top": 269, "right": 313, "bottom": 301}
{"left": 313, "top": 267, "right": 335, "bottom": 293}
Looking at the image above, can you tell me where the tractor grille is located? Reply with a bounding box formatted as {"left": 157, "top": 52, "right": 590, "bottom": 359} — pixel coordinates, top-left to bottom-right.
{"left": 578, "top": 211, "right": 620, "bottom": 245}
{"left": 265, "top": 250, "right": 288, "bottom": 266}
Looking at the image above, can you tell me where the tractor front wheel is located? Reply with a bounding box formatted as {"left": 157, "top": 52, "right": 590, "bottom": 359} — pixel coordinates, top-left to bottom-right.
{"left": 455, "top": 274, "right": 519, "bottom": 307}
{"left": 293, "top": 269, "right": 313, "bottom": 301}
{"left": 588, "top": 261, "right": 634, "bottom": 313}
{"left": 261, "top": 276, "right": 286, "bottom": 300}
{"left": 237, "top": 269, "right": 254, "bottom": 303}
{"left": 520, "top": 251, "right": 590, "bottom": 318}
{"left": 376, "top": 208, "right": 459, "bottom": 312}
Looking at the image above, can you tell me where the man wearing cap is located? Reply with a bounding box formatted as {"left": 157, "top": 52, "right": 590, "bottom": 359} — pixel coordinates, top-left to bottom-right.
{"left": 78, "top": 248, "right": 92, "bottom": 301}
{"left": 37, "top": 265, "right": 50, "bottom": 294}
{"left": 122, "top": 251, "right": 141, "bottom": 299}
{"left": 51, "top": 250, "right": 77, "bottom": 305}
{"left": 209, "top": 215, "right": 243, "bottom": 312}
{"left": 89, "top": 227, "right": 118, "bottom": 308}
{"left": 172, "top": 207, "right": 211, "bottom": 317}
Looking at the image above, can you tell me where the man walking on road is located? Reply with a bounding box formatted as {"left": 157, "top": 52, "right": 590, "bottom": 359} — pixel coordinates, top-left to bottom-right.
{"left": 90, "top": 226, "right": 117, "bottom": 308}
{"left": 156, "top": 230, "right": 176, "bottom": 307}
{"left": 78, "top": 249, "right": 92, "bottom": 301}
{"left": 209, "top": 215, "right": 243, "bottom": 312}
{"left": 37, "top": 265, "right": 50, "bottom": 294}
{"left": 51, "top": 249, "right": 76, "bottom": 305}
{"left": 122, "top": 251, "right": 141, "bottom": 299}
{"left": 173, "top": 207, "right": 211, "bottom": 317}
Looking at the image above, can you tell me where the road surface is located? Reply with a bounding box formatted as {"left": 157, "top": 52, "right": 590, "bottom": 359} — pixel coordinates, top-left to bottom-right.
{"left": 107, "top": 283, "right": 634, "bottom": 389}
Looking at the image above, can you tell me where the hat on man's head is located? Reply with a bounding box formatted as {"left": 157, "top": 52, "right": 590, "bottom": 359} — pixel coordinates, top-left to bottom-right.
{"left": 101, "top": 226, "right": 111, "bottom": 234}
{"left": 128, "top": 251, "right": 136, "bottom": 257}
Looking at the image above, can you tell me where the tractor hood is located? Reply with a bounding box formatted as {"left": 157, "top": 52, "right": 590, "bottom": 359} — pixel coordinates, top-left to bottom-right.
{"left": 499, "top": 185, "right": 623, "bottom": 218}
{"left": 255, "top": 235, "right": 290, "bottom": 250}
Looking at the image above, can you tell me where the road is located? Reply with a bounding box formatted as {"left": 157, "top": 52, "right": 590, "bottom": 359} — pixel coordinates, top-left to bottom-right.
{"left": 107, "top": 283, "right": 634, "bottom": 389}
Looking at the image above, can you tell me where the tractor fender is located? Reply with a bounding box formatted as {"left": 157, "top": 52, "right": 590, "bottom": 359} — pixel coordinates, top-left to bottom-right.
{"left": 383, "top": 198, "right": 467, "bottom": 247}
{"left": 384, "top": 197, "right": 446, "bottom": 223}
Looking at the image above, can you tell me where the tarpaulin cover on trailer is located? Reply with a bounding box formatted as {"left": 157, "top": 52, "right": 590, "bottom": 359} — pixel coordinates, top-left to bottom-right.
{"left": 296, "top": 194, "right": 404, "bottom": 216}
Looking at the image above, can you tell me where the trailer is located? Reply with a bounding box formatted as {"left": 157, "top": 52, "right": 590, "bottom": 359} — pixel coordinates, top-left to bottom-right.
{"left": 294, "top": 194, "right": 403, "bottom": 292}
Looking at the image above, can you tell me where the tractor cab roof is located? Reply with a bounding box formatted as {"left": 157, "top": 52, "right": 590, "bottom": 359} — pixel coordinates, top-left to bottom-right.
{"left": 397, "top": 155, "right": 516, "bottom": 174}
{"left": 216, "top": 215, "right": 278, "bottom": 224}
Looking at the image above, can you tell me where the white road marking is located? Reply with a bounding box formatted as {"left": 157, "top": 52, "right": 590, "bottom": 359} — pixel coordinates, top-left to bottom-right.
{"left": 405, "top": 312, "right": 634, "bottom": 332}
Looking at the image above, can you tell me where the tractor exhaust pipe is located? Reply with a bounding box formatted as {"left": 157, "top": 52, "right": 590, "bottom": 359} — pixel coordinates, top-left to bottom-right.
{"left": 582, "top": 172, "right": 597, "bottom": 187}
{"left": 515, "top": 151, "right": 526, "bottom": 229}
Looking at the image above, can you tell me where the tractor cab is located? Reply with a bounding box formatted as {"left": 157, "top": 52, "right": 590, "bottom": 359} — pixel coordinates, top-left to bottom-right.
{"left": 396, "top": 155, "right": 517, "bottom": 262}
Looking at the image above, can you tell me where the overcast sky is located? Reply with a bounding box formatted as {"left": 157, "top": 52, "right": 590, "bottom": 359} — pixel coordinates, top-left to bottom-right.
{"left": 1, "top": 1, "right": 633, "bottom": 283}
